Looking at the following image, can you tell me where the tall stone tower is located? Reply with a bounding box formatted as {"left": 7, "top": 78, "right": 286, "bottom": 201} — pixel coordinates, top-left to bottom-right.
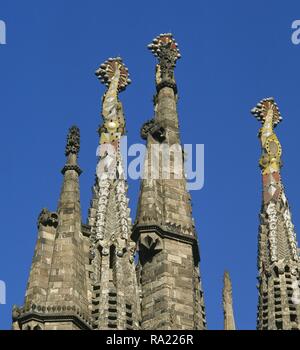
{"left": 132, "top": 34, "right": 207, "bottom": 330}
{"left": 12, "top": 126, "right": 93, "bottom": 330}
{"left": 87, "top": 57, "right": 141, "bottom": 330}
{"left": 252, "top": 98, "right": 300, "bottom": 330}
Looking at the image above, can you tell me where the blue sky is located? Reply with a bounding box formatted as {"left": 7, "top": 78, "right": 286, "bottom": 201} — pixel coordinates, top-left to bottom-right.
{"left": 1, "top": 0, "right": 300, "bottom": 330}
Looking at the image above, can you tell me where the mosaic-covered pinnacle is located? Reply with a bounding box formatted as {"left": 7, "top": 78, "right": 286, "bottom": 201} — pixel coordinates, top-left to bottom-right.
{"left": 95, "top": 57, "right": 131, "bottom": 92}
{"left": 251, "top": 97, "right": 282, "bottom": 126}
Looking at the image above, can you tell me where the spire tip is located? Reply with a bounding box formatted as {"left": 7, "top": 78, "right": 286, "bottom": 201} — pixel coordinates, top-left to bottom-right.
{"left": 251, "top": 97, "right": 282, "bottom": 126}
{"left": 148, "top": 33, "right": 181, "bottom": 62}
{"left": 65, "top": 125, "right": 80, "bottom": 156}
{"left": 95, "top": 57, "right": 131, "bottom": 92}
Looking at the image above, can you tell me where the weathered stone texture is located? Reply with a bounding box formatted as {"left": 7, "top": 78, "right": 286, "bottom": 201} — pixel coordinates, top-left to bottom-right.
{"left": 137, "top": 234, "right": 205, "bottom": 330}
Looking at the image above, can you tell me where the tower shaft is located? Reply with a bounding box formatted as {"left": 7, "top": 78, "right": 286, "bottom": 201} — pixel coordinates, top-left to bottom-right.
{"left": 13, "top": 126, "right": 92, "bottom": 330}
{"left": 133, "top": 34, "right": 206, "bottom": 330}
{"left": 252, "top": 98, "right": 300, "bottom": 330}
{"left": 88, "top": 58, "right": 140, "bottom": 330}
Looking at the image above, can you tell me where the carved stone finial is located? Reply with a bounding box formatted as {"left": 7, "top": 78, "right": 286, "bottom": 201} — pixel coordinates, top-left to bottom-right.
{"left": 65, "top": 125, "right": 80, "bottom": 156}
{"left": 95, "top": 57, "right": 131, "bottom": 92}
{"left": 37, "top": 208, "right": 59, "bottom": 229}
{"left": 148, "top": 33, "right": 181, "bottom": 87}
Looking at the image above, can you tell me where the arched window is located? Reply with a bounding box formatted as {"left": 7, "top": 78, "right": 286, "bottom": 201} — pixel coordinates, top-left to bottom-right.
{"left": 33, "top": 324, "right": 42, "bottom": 330}
{"left": 109, "top": 245, "right": 117, "bottom": 286}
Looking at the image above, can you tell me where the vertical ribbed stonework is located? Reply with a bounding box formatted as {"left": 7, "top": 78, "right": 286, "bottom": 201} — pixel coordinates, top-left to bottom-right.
{"left": 252, "top": 98, "right": 300, "bottom": 330}
{"left": 87, "top": 57, "right": 141, "bottom": 330}
{"left": 133, "top": 34, "right": 206, "bottom": 330}
{"left": 13, "top": 126, "right": 92, "bottom": 330}
{"left": 223, "top": 271, "right": 236, "bottom": 330}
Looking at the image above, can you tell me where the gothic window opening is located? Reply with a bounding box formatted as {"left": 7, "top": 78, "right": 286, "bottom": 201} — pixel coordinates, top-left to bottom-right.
{"left": 126, "top": 303, "right": 133, "bottom": 329}
{"left": 107, "top": 290, "right": 118, "bottom": 329}
{"left": 109, "top": 245, "right": 117, "bottom": 287}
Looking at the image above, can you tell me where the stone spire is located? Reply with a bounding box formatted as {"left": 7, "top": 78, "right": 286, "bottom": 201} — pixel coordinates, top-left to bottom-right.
{"left": 222, "top": 271, "right": 236, "bottom": 330}
{"left": 133, "top": 34, "right": 206, "bottom": 330}
{"left": 13, "top": 126, "right": 92, "bottom": 330}
{"left": 252, "top": 98, "right": 300, "bottom": 330}
{"left": 87, "top": 57, "right": 141, "bottom": 330}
